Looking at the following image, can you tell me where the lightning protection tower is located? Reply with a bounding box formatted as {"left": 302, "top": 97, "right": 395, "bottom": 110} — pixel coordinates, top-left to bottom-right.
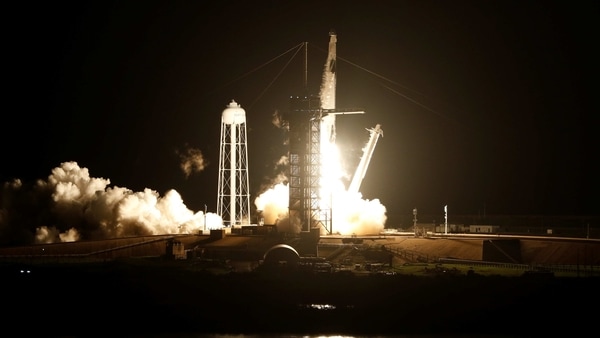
{"left": 217, "top": 100, "right": 251, "bottom": 227}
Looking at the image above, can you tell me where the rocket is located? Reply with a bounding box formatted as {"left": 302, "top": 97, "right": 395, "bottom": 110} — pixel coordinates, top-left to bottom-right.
{"left": 320, "top": 30, "right": 337, "bottom": 144}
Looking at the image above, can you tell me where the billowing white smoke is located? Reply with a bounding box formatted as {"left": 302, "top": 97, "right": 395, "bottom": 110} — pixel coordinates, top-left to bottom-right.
{"left": 253, "top": 32, "right": 387, "bottom": 236}
{"left": 0, "top": 161, "right": 222, "bottom": 245}
{"left": 254, "top": 114, "right": 388, "bottom": 236}
{"left": 254, "top": 181, "right": 387, "bottom": 236}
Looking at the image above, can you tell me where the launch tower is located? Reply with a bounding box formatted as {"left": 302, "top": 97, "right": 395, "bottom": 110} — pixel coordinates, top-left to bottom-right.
{"left": 287, "top": 94, "right": 323, "bottom": 233}
{"left": 217, "top": 100, "right": 251, "bottom": 227}
{"left": 285, "top": 31, "right": 364, "bottom": 234}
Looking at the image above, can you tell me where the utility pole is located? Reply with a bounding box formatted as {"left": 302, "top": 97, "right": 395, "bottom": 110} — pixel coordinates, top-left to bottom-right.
{"left": 413, "top": 208, "right": 418, "bottom": 237}
{"left": 204, "top": 204, "right": 207, "bottom": 232}
{"left": 444, "top": 205, "right": 448, "bottom": 235}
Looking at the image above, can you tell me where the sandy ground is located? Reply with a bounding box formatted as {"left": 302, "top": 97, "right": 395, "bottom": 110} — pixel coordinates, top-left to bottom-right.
{"left": 319, "top": 235, "right": 600, "bottom": 266}
{"left": 1, "top": 233, "right": 598, "bottom": 268}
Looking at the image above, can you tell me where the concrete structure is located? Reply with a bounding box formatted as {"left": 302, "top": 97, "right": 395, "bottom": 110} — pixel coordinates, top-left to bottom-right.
{"left": 470, "top": 225, "right": 500, "bottom": 233}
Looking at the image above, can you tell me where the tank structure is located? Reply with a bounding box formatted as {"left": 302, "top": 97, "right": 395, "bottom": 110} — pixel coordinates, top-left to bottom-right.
{"left": 217, "top": 100, "right": 251, "bottom": 227}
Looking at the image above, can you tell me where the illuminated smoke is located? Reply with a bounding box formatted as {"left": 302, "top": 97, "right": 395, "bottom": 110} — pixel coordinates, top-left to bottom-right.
{"left": 271, "top": 109, "right": 283, "bottom": 129}
{"left": 253, "top": 149, "right": 387, "bottom": 236}
{"left": 0, "top": 32, "right": 387, "bottom": 245}
{"left": 253, "top": 32, "right": 387, "bottom": 236}
{"left": 177, "top": 144, "right": 208, "bottom": 178}
{"left": 254, "top": 114, "right": 387, "bottom": 236}
{"left": 0, "top": 161, "right": 222, "bottom": 246}
{"left": 254, "top": 181, "right": 289, "bottom": 226}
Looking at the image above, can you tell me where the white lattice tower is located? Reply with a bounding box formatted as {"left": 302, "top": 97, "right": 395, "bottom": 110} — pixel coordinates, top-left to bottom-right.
{"left": 217, "top": 100, "right": 251, "bottom": 227}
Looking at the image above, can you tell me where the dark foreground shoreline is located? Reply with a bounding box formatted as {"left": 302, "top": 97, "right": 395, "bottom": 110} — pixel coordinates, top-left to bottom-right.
{"left": 3, "top": 261, "right": 598, "bottom": 336}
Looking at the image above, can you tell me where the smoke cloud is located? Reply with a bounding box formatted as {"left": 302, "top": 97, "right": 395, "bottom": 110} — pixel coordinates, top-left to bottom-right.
{"left": 254, "top": 106, "right": 387, "bottom": 236}
{"left": 0, "top": 161, "right": 221, "bottom": 246}
{"left": 177, "top": 144, "right": 208, "bottom": 178}
{"left": 252, "top": 30, "right": 387, "bottom": 236}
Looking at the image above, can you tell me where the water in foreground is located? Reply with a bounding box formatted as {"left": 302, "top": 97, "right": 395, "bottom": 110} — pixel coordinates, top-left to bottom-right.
{"left": 3, "top": 261, "right": 598, "bottom": 336}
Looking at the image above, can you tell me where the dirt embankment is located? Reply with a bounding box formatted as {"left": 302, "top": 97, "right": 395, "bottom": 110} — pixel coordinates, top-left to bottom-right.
{"left": 321, "top": 236, "right": 600, "bottom": 265}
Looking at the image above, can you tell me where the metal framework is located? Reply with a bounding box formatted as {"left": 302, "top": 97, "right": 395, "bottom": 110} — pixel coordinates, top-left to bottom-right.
{"left": 217, "top": 100, "right": 251, "bottom": 227}
{"left": 285, "top": 31, "right": 365, "bottom": 235}
{"left": 348, "top": 124, "right": 384, "bottom": 194}
{"left": 287, "top": 95, "right": 325, "bottom": 233}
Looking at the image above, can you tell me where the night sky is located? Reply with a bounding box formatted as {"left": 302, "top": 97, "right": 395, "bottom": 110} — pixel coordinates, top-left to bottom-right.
{"left": 3, "top": 0, "right": 597, "bottom": 225}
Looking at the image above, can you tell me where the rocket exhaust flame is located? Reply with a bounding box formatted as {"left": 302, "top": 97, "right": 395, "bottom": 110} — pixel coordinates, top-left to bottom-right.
{"left": 255, "top": 31, "right": 387, "bottom": 236}
{"left": 0, "top": 32, "right": 386, "bottom": 246}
